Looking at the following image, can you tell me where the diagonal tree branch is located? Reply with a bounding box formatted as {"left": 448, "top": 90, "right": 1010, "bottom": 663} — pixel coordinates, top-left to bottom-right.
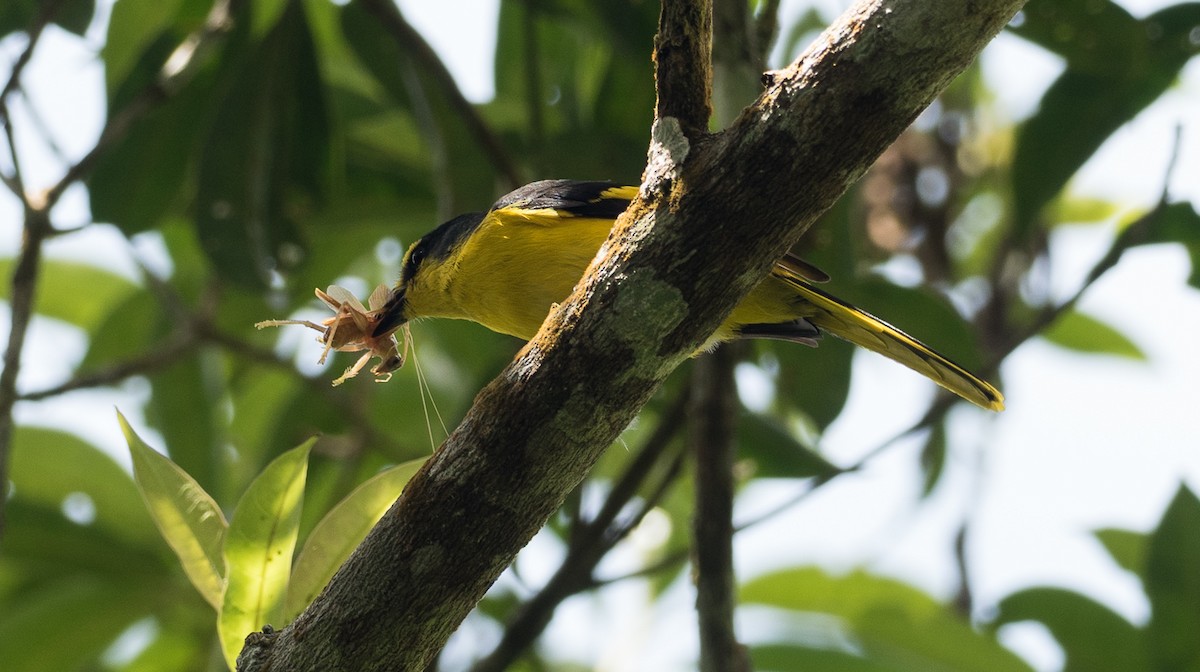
{"left": 238, "top": 2, "right": 1026, "bottom": 669}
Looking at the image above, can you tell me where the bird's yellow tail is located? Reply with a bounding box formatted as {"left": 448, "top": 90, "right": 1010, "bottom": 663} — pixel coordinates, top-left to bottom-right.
{"left": 791, "top": 282, "right": 1004, "bottom": 411}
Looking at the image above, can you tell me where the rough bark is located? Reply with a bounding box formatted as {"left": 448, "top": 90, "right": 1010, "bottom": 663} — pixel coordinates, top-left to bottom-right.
{"left": 238, "top": 1, "right": 1026, "bottom": 670}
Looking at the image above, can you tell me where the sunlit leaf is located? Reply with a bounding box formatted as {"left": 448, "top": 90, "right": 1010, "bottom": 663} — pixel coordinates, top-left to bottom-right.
{"left": 285, "top": 458, "right": 426, "bottom": 619}
{"left": 120, "top": 411, "right": 228, "bottom": 609}
{"left": 743, "top": 568, "right": 1033, "bottom": 672}
{"left": 1042, "top": 310, "right": 1146, "bottom": 360}
{"left": 217, "top": 439, "right": 313, "bottom": 668}
{"left": 0, "top": 259, "right": 138, "bottom": 331}
{"left": 752, "top": 644, "right": 898, "bottom": 672}
{"left": 101, "top": 0, "right": 190, "bottom": 93}
{"left": 994, "top": 587, "right": 1148, "bottom": 672}
{"left": 1145, "top": 485, "right": 1200, "bottom": 672}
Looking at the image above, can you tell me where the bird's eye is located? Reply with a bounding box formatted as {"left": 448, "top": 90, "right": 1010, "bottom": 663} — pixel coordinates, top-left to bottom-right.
{"left": 404, "top": 245, "right": 427, "bottom": 277}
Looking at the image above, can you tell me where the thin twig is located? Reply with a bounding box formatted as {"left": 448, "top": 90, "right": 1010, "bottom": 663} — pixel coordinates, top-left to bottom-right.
{"left": 0, "top": 0, "right": 64, "bottom": 117}
{"left": 18, "top": 332, "right": 199, "bottom": 401}
{"left": 358, "top": 0, "right": 523, "bottom": 191}
{"left": 0, "top": 206, "right": 52, "bottom": 537}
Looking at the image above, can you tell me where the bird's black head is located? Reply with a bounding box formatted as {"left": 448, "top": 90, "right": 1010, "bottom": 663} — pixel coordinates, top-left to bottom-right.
{"left": 372, "top": 212, "right": 486, "bottom": 337}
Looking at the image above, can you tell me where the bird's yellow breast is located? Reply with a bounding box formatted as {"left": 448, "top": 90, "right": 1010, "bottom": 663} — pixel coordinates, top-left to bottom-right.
{"left": 402, "top": 207, "right": 804, "bottom": 345}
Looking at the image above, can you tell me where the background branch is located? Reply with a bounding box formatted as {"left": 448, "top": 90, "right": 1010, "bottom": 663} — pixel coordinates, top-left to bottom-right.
{"left": 690, "top": 344, "right": 746, "bottom": 672}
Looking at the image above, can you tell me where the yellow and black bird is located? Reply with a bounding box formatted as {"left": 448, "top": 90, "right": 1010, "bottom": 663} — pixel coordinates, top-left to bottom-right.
{"left": 372, "top": 180, "right": 1003, "bottom": 411}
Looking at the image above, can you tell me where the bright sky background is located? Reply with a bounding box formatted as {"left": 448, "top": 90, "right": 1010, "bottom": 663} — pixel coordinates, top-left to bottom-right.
{"left": 2, "top": 1, "right": 1199, "bottom": 670}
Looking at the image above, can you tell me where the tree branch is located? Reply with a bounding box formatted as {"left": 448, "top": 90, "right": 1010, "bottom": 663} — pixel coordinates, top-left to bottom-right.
{"left": 238, "top": 2, "right": 1025, "bottom": 669}
{"left": 690, "top": 344, "right": 746, "bottom": 672}
{"left": 654, "top": 0, "right": 713, "bottom": 134}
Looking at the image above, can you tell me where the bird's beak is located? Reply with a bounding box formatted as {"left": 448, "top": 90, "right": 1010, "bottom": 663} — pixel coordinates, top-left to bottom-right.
{"left": 371, "top": 288, "right": 408, "bottom": 337}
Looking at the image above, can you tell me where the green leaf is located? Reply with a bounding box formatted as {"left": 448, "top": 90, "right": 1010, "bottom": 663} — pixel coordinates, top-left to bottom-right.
{"left": 284, "top": 458, "right": 426, "bottom": 619}
{"left": 1145, "top": 485, "right": 1200, "bottom": 672}
{"left": 736, "top": 413, "right": 841, "bottom": 479}
{"left": 8, "top": 426, "right": 158, "bottom": 550}
{"left": 919, "top": 420, "right": 947, "bottom": 497}
{"left": 120, "top": 411, "right": 228, "bottom": 609}
{"left": 1094, "top": 527, "right": 1148, "bottom": 576}
{"left": 1009, "top": 1, "right": 1200, "bottom": 240}
{"left": 771, "top": 337, "right": 854, "bottom": 430}
{"left": 0, "top": 259, "right": 138, "bottom": 331}
{"left": 101, "top": 0, "right": 189, "bottom": 93}
{"left": 752, "top": 644, "right": 899, "bottom": 672}
{"left": 1131, "top": 201, "right": 1200, "bottom": 290}
{"left": 0, "top": 576, "right": 155, "bottom": 672}
{"left": 217, "top": 439, "right": 313, "bottom": 669}
{"left": 994, "top": 587, "right": 1148, "bottom": 672}
{"left": 1042, "top": 310, "right": 1146, "bottom": 360}
{"left": 0, "top": 0, "right": 95, "bottom": 39}
{"left": 145, "top": 353, "right": 224, "bottom": 496}
{"left": 89, "top": 63, "right": 213, "bottom": 233}
{"left": 1012, "top": 0, "right": 1141, "bottom": 73}
{"left": 743, "top": 568, "right": 1033, "bottom": 672}
{"left": 196, "top": 0, "right": 329, "bottom": 287}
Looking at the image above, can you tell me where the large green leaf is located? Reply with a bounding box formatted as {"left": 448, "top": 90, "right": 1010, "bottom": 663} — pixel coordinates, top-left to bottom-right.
{"left": 751, "top": 644, "right": 904, "bottom": 672}
{"left": 341, "top": 2, "right": 498, "bottom": 216}
{"left": 196, "top": 0, "right": 330, "bottom": 287}
{"left": 8, "top": 426, "right": 158, "bottom": 550}
{"left": 1010, "top": 2, "right": 1200, "bottom": 239}
{"left": 284, "top": 458, "right": 425, "bottom": 619}
{"left": 1012, "top": 0, "right": 1141, "bottom": 73}
{"left": 1145, "top": 485, "right": 1200, "bottom": 672}
{"left": 743, "top": 568, "right": 1033, "bottom": 672}
{"left": 89, "top": 0, "right": 225, "bottom": 233}
{"left": 120, "top": 411, "right": 228, "bottom": 609}
{"left": 736, "top": 412, "right": 841, "bottom": 479}
{"left": 0, "top": 576, "right": 155, "bottom": 672}
{"left": 1042, "top": 310, "right": 1146, "bottom": 360}
{"left": 145, "top": 352, "right": 225, "bottom": 496}
{"left": 994, "top": 587, "right": 1148, "bottom": 672}
{"left": 100, "top": 0, "right": 195, "bottom": 93}
{"left": 217, "top": 439, "right": 313, "bottom": 668}
{"left": 0, "top": 259, "right": 139, "bottom": 331}
{"left": 0, "top": 0, "right": 95, "bottom": 39}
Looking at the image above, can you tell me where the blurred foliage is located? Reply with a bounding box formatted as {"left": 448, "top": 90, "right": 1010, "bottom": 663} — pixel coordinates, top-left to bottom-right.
{"left": 1, "top": 0, "right": 1198, "bottom": 670}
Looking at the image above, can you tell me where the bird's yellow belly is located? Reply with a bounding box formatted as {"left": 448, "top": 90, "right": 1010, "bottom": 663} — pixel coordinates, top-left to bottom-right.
{"left": 448, "top": 216, "right": 610, "bottom": 340}
{"left": 443, "top": 216, "right": 804, "bottom": 344}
